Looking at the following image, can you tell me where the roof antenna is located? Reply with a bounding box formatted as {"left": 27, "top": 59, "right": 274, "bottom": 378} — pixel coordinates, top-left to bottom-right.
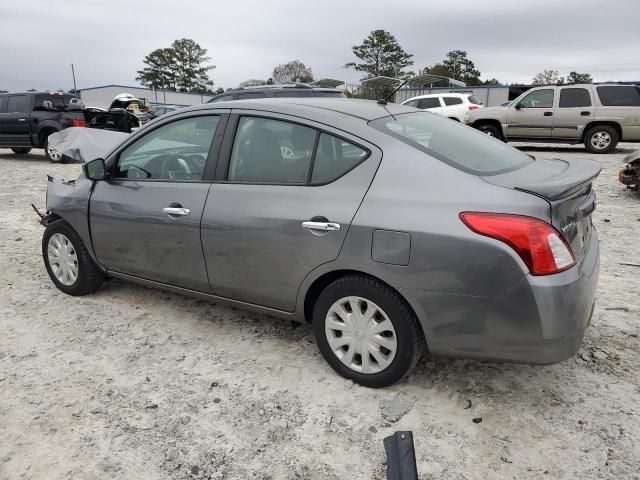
{"left": 377, "top": 78, "right": 409, "bottom": 105}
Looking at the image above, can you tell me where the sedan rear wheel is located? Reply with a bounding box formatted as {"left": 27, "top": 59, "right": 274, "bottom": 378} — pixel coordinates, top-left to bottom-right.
{"left": 313, "top": 274, "right": 424, "bottom": 388}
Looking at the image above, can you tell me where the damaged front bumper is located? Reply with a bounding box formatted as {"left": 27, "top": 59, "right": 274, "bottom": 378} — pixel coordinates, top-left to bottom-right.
{"left": 619, "top": 149, "right": 640, "bottom": 189}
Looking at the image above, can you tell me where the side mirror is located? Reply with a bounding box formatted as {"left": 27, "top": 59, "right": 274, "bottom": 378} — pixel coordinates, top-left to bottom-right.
{"left": 83, "top": 158, "right": 107, "bottom": 181}
{"left": 514, "top": 103, "right": 523, "bottom": 110}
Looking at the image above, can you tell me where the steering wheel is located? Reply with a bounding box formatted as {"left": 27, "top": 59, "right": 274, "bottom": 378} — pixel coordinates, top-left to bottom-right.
{"left": 160, "top": 156, "right": 192, "bottom": 179}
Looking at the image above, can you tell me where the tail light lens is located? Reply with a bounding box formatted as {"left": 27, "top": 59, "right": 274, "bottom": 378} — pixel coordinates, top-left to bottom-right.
{"left": 459, "top": 212, "right": 575, "bottom": 275}
{"left": 468, "top": 105, "right": 479, "bottom": 110}
{"left": 72, "top": 119, "right": 86, "bottom": 127}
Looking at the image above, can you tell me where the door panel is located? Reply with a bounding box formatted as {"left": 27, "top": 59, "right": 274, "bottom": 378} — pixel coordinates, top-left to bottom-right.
{"left": 507, "top": 89, "right": 555, "bottom": 138}
{"left": 90, "top": 112, "right": 226, "bottom": 291}
{"left": 553, "top": 87, "right": 594, "bottom": 139}
{"left": 201, "top": 115, "right": 381, "bottom": 311}
{"left": 90, "top": 181, "right": 212, "bottom": 291}
{"left": 0, "top": 95, "right": 30, "bottom": 146}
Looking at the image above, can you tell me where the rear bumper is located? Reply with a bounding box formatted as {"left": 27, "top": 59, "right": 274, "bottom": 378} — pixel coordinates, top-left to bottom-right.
{"left": 403, "top": 227, "right": 600, "bottom": 364}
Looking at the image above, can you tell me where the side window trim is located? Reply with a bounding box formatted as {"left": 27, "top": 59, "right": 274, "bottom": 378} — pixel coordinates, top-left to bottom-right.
{"left": 215, "top": 112, "right": 372, "bottom": 186}
{"left": 106, "top": 111, "right": 229, "bottom": 183}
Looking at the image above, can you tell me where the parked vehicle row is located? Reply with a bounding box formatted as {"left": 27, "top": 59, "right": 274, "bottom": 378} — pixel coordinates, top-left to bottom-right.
{"left": 0, "top": 91, "right": 144, "bottom": 162}
{"left": 40, "top": 98, "right": 600, "bottom": 387}
{"left": 464, "top": 83, "right": 640, "bottom": 153}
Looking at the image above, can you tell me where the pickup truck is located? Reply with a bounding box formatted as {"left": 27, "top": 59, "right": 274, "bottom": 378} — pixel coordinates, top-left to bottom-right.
{"left": 465, "top": 83, "right": 640, "bottom": 153}
{"left": 0, "top": 92, "right": 141, "bottom": 162}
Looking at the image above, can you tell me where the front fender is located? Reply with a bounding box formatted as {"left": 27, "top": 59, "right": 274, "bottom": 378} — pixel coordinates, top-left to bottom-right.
{"left": 45, "top": 175, "right": 104, "bottom": 271}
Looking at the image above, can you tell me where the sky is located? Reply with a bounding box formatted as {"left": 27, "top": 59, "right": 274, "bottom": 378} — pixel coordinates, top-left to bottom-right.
{"left": 1, "top": 0, "right": 639, "bottom": 92}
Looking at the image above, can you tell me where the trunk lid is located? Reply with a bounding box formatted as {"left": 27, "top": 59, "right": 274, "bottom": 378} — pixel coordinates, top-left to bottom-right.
{"left": 482, "top": 157, "right": 602, "bottom": 263}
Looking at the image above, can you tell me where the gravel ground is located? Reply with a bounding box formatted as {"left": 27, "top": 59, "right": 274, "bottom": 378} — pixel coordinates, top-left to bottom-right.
{"left": 1, "top": 144, "right": 639, "bottom": 480}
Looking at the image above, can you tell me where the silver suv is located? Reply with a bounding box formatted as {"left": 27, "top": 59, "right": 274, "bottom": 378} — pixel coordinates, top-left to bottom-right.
{"left": 465, "top": 84, "right": 640, "bottom": 153}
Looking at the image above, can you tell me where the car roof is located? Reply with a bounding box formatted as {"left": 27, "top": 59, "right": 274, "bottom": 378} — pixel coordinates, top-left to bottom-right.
{"left": 403, "top": 92, "right": 471, "bottom": 102}
{"left": 173, "top": 98, "right": 416, "bottom": 122}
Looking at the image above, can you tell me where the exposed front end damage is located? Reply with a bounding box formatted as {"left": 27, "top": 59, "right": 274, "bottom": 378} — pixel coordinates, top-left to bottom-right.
{"left": 40, "top": 174, "right": 103, "bottom": 269}
{"left": 619, "top": 149, "right": 640, "bottom": 189}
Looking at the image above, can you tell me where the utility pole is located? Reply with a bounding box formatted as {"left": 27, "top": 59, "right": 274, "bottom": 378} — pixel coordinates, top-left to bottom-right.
{"left": 71, "top": 63, "right": 77, "bottom": 92}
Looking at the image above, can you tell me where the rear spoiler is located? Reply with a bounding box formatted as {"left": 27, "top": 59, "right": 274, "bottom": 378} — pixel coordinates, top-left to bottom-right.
{"left": 515, "top": 158, "right": 602, "bottom": 200}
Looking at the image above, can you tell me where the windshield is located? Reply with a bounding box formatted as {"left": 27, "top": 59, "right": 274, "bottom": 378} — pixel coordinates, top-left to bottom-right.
{"left": 370, "top": 112, "right": 533, "bottom": 175}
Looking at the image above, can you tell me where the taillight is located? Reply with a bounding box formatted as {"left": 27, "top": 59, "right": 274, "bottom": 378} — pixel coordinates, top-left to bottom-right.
{"left": 468, "top": 105, "right": 479, "bottom": 110}
{"left": 459, "top": 212, "right": 575, "bottom": 275}
{"left": 72, "top": 119, "right": 86, "bottom": 127}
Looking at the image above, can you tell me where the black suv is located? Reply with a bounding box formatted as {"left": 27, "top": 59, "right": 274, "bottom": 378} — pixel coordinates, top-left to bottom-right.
{"left": 207, "top": 83, "right": 345, "bottom": 103}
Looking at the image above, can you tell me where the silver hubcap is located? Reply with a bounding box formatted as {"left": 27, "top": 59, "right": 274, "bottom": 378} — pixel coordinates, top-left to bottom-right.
{"left": 47, "top": 146, "right": 62, "bottom": 161}
{"left": 482, "top": 130, "right": 495, "bottom": 137}
{"left": 325, "top": 296, "right": 397, "bottom": 374}
{"left": 47, "top": 233, "right": 78, "bottom": 286}
{"left": 591, "top": 131, "right": 611, "bottom": 150}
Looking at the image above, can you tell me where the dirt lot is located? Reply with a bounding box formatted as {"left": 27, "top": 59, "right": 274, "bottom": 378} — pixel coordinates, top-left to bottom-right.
{"left": 1, "top": 144, "right": 639, "bottom": 480}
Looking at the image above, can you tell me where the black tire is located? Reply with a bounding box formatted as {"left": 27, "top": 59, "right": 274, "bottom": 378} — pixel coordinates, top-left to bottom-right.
{"left": 11, "top": 147, "right": 31, "bottom": 155}
{"left": 584, "top": 125, "right": 618, "bottom": 154}
{"left": 42, "top": 220, "right": 104, "bottom": 296}
{"left": 312, "top": 274, "right": 425, "bottom": 388}
{"left": 476, "top": 123, "right": 503, "bottom": 140}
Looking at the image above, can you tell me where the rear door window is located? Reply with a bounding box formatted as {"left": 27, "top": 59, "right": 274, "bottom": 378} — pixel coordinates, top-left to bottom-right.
{"left": 559, "top": 88, "right": 592, "bottom": 108}
{"left": 370, "top": 112, "right": 532, "bottom": 175}
{"left": 596, "top": 86, "right": 640, "bottom": 106}
{"left": 311, "top": 134, "right": 369, "bottom": 184}
{"left": 404, "top": 99, "right": 418, "bottom": 108}
{"left": 228, "top": 117, "right": 316, "bottom": 183}
{"left": 7, "top": 95, "right": 27, "bottom": 113}
{"left": 417, "top": 98, "right": 441, "bottom": 109}
{"left": 443, "top": 97, "right": 463, "bottom": 106}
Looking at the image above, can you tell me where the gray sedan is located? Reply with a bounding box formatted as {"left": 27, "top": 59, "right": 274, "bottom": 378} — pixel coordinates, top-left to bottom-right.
{"left": 40, "top": 98, "right": 601, "bottom": 387}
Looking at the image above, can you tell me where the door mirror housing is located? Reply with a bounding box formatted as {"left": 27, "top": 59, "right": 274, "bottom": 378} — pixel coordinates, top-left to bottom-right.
{"left": 514, "top": 102, "right": 523, "bottom": 110}
{"left": 83, "top": 158, "right": 107, "bottom": 181}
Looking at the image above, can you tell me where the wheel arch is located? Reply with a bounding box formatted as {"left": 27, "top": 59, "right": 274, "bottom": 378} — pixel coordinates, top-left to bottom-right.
{"left": 472, "top": 118, "right": 504, "bottom": 138}
{"left": 37, "top": 123, "right": 61, "bottom": 147}
{"left": 301, "top": 269, "right": 424, "bottom": 337}
{"left": 581, "top": 121, "right": 622, "bottom": 142}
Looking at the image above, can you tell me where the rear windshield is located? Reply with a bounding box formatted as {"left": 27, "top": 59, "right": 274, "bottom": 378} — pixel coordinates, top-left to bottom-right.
{"left": 370, "top": 112, "right": 532, "bottom": 175}
{"left": 468, "top": 95, "right": 482, "bottom": 105}
{"left": 596, "top": 86, "right": 640, "bottom": 106}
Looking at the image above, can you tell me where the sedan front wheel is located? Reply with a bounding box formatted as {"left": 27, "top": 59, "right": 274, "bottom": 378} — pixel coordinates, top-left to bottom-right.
{"left": 42, "top": 220, "right": 104, "bottom": 296}
{"left": 312, "top": 274, "right": 425, "bottom": 388}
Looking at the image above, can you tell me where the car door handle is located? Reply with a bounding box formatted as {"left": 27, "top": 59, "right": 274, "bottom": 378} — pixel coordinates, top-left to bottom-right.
{"left": 581, "top": 111, "right": 591, "bottom": 116}
{"left": 18, "top": 118, "right": 27, "bottom": 122}
{"left": 302, "top": 221, "right": 341, "bottom": 232}
{"left": 543, "top": 111, "right": 553, "bottom": 116}
{"left": 162, "top": 207, "right": 190, "bottom": 216}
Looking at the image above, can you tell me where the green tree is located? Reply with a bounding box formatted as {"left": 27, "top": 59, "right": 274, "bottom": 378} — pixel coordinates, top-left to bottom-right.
{"left": 272, "top": 60, "right": 313, "bottom": 84}
{"left": 532, "top": 69, "right": 565, "bottom": 85}
{"left": 345, "top": 30, "right": 414, "bottom": 79}
{"left": 442, "top": 50, "right": 481, "bottom": 85}
{"left": 482, "top": 78, "right": 501, "bottom": 85}
{"left": 239, "top": 79, "right": 267, "bottom": 88}
{"left": 421, "top": 63, "right": 452, "bottom": 77}
{"left": 567, "top": 71, "right": 593, "bottom": 84}
{"left": 171, "top": 38, "right": 215, "bottom": 92}
{"left": 136, "top": 48, "right": 177, "bottom": 90}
